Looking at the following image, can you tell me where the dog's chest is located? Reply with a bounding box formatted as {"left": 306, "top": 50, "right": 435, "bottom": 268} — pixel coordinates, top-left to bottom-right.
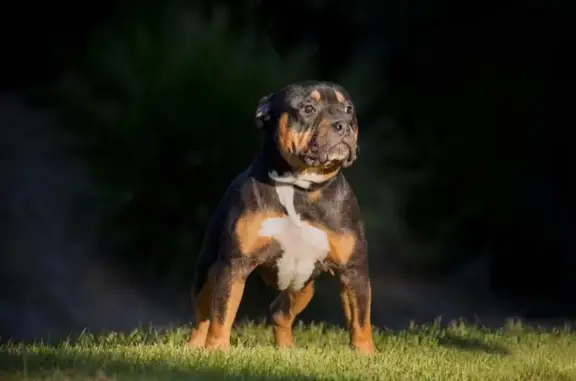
{"left": 257, "top": 184, "right": 329, "bottom": 292}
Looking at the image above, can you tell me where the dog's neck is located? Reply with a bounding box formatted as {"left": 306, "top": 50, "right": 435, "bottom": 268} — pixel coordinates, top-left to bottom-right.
{"left": 268, "top": 170, "right": 335, "bottom": 190}
{"left": 254, "top": 137, "right": 340, "bottom": 191}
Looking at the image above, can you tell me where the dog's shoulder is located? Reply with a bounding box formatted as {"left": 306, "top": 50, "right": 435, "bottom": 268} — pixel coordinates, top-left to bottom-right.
{"left": 207, "top": 165, "right": 277, "bottom": 228}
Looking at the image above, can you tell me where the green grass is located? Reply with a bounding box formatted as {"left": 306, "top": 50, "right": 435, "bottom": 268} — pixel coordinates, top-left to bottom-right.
{"left": 1, "top": 321, "right": 575, "bottom": 380}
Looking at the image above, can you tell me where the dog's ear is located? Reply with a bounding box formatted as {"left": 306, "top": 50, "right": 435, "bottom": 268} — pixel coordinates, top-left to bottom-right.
{"left": 255, "top": 93, "right": 273, "bottom": 129}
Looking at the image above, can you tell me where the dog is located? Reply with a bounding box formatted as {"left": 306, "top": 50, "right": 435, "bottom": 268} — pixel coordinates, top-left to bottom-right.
{"left": 186, "top": 81, "right": 374, "bottom": 354}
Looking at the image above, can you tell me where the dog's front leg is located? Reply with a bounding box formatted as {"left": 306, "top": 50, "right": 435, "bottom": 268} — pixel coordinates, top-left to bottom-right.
{"left": 204, "top": 260, "right": 251, "bottom": 350}
{"left": 338, "top": 267, "right": 375, "bottom": 354}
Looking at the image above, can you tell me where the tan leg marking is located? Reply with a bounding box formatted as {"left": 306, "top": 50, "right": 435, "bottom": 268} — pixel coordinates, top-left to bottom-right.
{"left": 187, "top": 278, "right": 212, "bottom": 348}
{"left": 340, "top": 280, "right": 374, "bottom": 354}
{"left": 270, "top": 281, "right": 315, "bottom": 348}
{"left": 205, "top": 277, "right": 246, "bottom": 350}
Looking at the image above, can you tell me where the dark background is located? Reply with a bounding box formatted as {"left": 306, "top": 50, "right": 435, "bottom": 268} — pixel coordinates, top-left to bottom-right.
{"left": 0, "top": 0, "right": 573, "bottom": 342}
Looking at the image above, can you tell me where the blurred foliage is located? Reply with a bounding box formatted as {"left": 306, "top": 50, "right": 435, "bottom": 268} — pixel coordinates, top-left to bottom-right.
{"left": 55, "top": 5, "right": 318, "bottom": 289}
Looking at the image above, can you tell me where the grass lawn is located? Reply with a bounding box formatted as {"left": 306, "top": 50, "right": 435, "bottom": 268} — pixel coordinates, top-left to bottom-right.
{"left": 1, "top": 321, "right": 575, "bottom": 380}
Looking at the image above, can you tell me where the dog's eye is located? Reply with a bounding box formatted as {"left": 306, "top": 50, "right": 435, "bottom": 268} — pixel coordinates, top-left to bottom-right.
{"left": 344, "top": 105, "right": 353, "bottom": 114}
{"left": 302, "top": 104, "right": 316, "bottom": 114}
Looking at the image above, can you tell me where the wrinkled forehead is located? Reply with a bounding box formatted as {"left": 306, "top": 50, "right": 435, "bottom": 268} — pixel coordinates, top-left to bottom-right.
{"left": 284, "top": 82, "right": 353, "bottom": 108}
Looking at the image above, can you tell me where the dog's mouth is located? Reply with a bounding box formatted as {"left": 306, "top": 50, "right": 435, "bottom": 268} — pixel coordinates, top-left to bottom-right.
{"left": 300, "top": 142, "right": 353, "bottom": 168}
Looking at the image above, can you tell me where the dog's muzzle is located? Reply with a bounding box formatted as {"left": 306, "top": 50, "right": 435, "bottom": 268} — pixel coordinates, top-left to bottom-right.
{"left": 300, "top": 141, "right": 355, "bottom": 168}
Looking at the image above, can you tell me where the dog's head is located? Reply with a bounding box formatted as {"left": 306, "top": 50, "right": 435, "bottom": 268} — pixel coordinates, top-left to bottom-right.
{"left": 256, "top": 81, "right": 359, "bottom": 173}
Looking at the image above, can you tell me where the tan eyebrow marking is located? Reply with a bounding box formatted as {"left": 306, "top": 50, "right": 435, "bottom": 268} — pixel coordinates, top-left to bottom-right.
{"left": 334, "top": 90, "right": 346, "bottom": 103}
{"left": 310, "top": 90, "right": 321, "bottom": 101}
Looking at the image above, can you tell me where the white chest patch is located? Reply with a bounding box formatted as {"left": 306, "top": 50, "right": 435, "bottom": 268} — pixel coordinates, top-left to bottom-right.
{"left": 257, "top": 180, "right": 330, "bottom": 292}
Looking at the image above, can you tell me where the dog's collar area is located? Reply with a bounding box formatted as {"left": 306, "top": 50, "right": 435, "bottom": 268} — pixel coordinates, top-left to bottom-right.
{"left": 268, "top": 170, "right": 337, "bottom": 192}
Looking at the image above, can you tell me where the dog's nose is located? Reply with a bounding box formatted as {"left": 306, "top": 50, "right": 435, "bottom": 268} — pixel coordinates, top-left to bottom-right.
{"left": 332, "top": 121, "right": 351, "bottom": 136}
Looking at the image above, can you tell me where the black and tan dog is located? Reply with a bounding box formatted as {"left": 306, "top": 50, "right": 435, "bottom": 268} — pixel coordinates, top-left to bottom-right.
{"left": 187, "top": 81, "right": 374, "bottom": 354}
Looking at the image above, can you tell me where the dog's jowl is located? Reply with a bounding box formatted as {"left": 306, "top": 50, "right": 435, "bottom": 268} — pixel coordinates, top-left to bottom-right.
{"left": 187, "top": 81, "right": 374, "bottom": 354}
